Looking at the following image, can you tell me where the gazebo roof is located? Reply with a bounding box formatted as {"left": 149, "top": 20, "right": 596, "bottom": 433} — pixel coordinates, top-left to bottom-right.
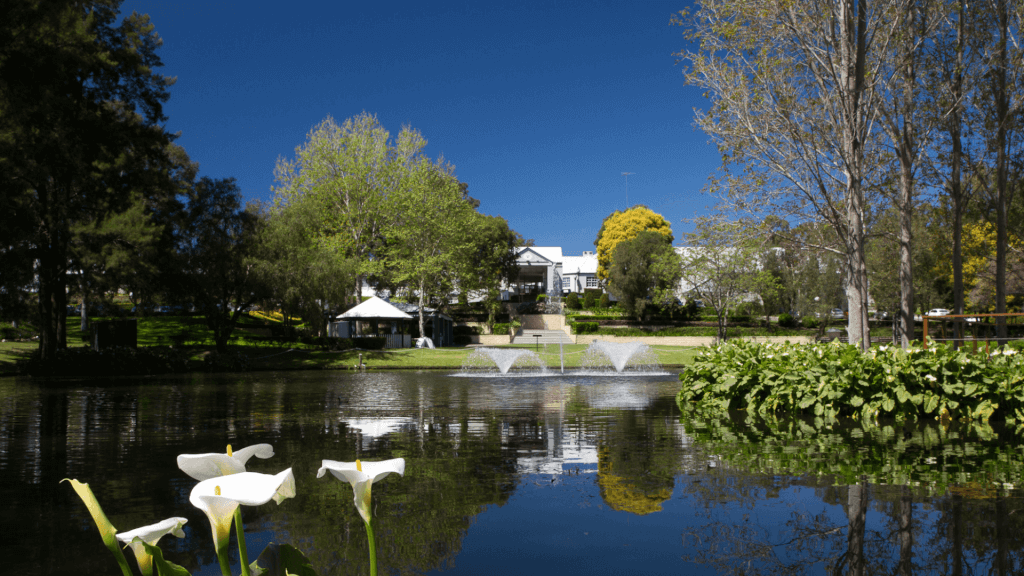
{"left": 336, "top": 296, "right": 413, "bottom": 320}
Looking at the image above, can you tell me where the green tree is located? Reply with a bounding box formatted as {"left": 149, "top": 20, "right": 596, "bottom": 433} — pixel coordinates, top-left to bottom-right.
{"left": 173, "top": 177, "right": 270, "bottom": 352}
{"left": 679, "top": 220, "right": 766, "bottom": 341}
{"left": 274, "top": 113, "right": 422, "bottom": 306}
{"left": 384, "top": 153, "right": 477, "bottom": 339}
{"left": 0, "top": 1, "right": 178, "bottom": 358}
{"left": 607, "top": 231, "right": 682, "bottom": 321}
{"left": 594, "top": 205, "right": 673, "bottom": 281}
{"left": 257, "top": 194, "right": 358, "bottom": 333}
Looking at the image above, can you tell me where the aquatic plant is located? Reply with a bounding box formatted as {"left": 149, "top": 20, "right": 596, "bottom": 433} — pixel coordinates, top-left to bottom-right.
{"left": 678, "top": 340, "right": 1024, "bottom": 429}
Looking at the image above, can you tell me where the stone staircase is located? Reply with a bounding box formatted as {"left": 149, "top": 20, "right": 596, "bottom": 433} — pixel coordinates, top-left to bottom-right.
{"left": 512, "top": 328, "right": 573, "bottom": 345}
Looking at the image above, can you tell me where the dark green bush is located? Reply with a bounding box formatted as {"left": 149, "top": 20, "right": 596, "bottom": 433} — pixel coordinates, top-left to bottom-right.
{"left": 19, "top": 346, "right": 191, "bottom": 377}
{"left": 574, "top": 322, "right": 599, "bottom": 334}
{"left": 777, "top": 313, "right": 796, "bottom": 328}
{"left": 565, "top": 293, "right": 581, "bottom": 310}
{"left": 493, "top": 322, "right": 511, "bottom": 335}
{"left": 454, "top": 325, "right": 481, "bottom": 336}
{"left": 802, "top": 317, "right": 820, "bottom": 329}
{"left": 583, "top": 291, "right": 596, "bottom": 309}
{"left": 599, "top": 293, "right": 611, "bottom": 308}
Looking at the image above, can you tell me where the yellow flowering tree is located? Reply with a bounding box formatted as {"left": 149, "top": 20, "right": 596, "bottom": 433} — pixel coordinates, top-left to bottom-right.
{"left": 594, "top": 205, "right": 673, "bottom": 281}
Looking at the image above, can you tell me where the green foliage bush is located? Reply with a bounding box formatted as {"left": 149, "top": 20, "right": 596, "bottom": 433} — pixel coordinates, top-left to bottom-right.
{"left": 802, "top": 317, "right": 820, "bottom": 329}
{"left": 678, "top": 340, "right": 1024, "bottom": 427}
{"left": 493, "top": 322, "right": 511, "bottom": 335}
{"left": 583, "top": 291, "right": 596, "bottom": 309}
{"left": 573, "top": 321, "right": 599, "bottom": 334}
{"left": 565, "top": 293, "right": 581, "bottom": 310}
{"left": 600, "top": 293, "right": 611, "bottom": 309}
{"left": 777, "top": 313, "right": 797, "bottom": 328}
{"left": 19, "top": 346, "right": 191, "bottom": 377}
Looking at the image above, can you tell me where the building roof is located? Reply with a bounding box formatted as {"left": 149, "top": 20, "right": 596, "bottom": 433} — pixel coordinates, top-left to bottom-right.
{"left": 337, "top": 296, "right": 414, "bottom": 320}
{"left": 516, "top": 246, "right": 562, "bottom": 264}
{"left": 561, "top": 254, "right": 597, "bottom": 274}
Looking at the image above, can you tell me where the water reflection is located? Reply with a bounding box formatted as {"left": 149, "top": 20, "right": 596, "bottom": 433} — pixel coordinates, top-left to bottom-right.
{"left": 1, "top": 372, "right": 1023, "bottom": 575}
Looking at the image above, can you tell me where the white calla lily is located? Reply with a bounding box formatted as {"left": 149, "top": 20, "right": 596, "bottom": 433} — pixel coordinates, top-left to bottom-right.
{"left": 116, "top": 517, "right": 188, "bottom": 576}
{"left": 189, "top": 469, "right": 295, "bottom": 554}
{"left": 316, "top": 458, "right": 405, "bottom": 524}
{"left": 177, "top": 443, "right": 274, "bottom": 480}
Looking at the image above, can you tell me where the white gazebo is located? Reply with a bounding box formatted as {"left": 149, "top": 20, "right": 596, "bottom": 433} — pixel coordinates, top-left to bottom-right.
{"left": 330, "top": 296, "right": 414, "bottom": 348}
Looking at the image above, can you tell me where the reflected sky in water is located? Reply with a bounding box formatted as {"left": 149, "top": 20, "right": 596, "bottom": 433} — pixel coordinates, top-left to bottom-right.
{"left": 2, "top": 371, "right": 1023, "bottom": 575}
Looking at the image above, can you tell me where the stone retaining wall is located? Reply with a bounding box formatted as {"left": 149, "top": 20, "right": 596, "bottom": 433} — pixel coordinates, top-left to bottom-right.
{"left": 467, "top": 335, "right": 511, "bottom": 345}
{"left": 572, "top": 334, "right": 817, "bottom": 347}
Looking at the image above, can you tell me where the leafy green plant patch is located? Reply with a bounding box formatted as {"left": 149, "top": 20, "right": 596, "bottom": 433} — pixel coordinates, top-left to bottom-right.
{"left": 678, "top": 340, "right": 1024, "bottom": 430}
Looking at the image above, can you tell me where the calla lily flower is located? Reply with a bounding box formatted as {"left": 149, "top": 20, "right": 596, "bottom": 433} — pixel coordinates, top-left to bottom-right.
{"left": 316, "top": 458, "right": 405, "bottom": 524}
{"left": 189, "top": 469, "right": 295, "bottom": 555}
{"left": 177, "top": 443, "right": 274, "bottom": 480}
{"left": 116, "top": 517, "right": 188, "bottom": 576}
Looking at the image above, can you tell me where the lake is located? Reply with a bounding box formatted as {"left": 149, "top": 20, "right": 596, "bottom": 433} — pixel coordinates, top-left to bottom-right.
{"left": 2, "top": 369, "right": 1023, "bottom": 575}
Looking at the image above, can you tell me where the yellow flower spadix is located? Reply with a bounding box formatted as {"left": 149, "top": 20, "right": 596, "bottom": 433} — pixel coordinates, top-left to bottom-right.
{"left": 227, "top": 444, "right": 233, "bottom": 457}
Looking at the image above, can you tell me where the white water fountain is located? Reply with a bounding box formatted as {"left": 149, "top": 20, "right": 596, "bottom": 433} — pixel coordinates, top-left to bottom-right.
{"left": 580, "top": 341, "right": 661, "bottom": 373}
{"left": 460, "top": 348, "right": 548, "bottom": 375}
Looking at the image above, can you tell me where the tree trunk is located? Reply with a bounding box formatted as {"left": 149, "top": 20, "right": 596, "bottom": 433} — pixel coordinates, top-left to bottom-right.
{"left": 992, "top": 0, "right": 1010, "bottom": 341}
{"left": 899, "top": 162, "right": 915, "bottom": 348}
{"left": 950, "top": 0, "right": 968, "bottom": 339}
{"left": 840, "top": 0, "right": 871, "bottom": 351}
{"left": 418, "top": 279, "right": 427, "bottom": 342}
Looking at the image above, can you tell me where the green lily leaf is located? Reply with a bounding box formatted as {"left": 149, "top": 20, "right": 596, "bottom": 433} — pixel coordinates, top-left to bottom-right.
{"left": 61, "top": 479, "right": 133, "bottom": 576}
{"left": 250, "top": 542, "right": 317, "bottom": 576}
{"left": 139, "top": 541, "right": 192, "bottom": 576}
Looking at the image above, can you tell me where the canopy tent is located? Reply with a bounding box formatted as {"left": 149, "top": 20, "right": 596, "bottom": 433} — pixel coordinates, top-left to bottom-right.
{"left": 329, "top": 296, "right": 413, "bottom": 348}
{"left": 337, "top": 296, "right": 414, "bottom": 320}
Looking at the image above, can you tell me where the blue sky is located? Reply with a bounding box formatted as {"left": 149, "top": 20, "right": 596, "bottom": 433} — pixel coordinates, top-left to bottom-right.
{"left": 122, "top": 0, "right": 717, "bottom": 254}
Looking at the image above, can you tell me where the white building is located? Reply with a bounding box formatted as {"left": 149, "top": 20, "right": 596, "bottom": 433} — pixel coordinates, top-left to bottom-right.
{"left": 507, "top": 246, "right": 602, "bottom": 299}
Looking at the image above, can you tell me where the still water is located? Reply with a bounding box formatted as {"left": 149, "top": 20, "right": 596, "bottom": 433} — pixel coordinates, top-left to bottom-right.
{"left": 2, "top": 370, "right": 1023, "bottom": 575}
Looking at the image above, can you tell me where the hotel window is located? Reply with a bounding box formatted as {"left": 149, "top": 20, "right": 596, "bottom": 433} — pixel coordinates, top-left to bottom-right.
{"left": 586, "top": 276, "right": 598, "bottom": 288}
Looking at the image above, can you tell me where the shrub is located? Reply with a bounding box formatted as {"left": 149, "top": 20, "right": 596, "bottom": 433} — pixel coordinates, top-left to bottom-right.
{"left": 565, "top": 293, "right": 581, "bottom": 310}
{"left": 802, "top": 317, "right": 820, "bottom": 329}
{"left": 583, "top": 291, "right": 596, "bottom": 309}
{"left": 19, "top": 346, "right": 191, "bottom": 377}
{"left": 599, "top": 293, "right": 611, "bottom": 308}
{"left": 574, "top": 321, "right": 599, "bottom": 334}
{"left": 454, "top": 325, "right": 481, "bottom": 336}
{"left": 493, "top": 322, "right": 511, "bottom": 335}
{"left": 678, "top": 340, "right": 1024, "bottom": 425}
{"left": 535, "top": 294, "right": 547, "bottom": 302}
{"left": 777, "top": 313, "right": 796, "bottom": 328}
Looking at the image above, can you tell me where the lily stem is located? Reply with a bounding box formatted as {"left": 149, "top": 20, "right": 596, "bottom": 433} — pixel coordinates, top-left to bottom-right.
{"left": 216, "top": 548, "right": 233, "bottom": 576}
{"left": 364, "top": 519, "right": 377, "bottom": 576}
{"left": 234, "top": 507, "right": 252, "bottom": 576}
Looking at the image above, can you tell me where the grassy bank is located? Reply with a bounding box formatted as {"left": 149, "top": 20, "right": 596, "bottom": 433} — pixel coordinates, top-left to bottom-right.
{"left": 0, "top": 340, "right": 699, "bottom": 375}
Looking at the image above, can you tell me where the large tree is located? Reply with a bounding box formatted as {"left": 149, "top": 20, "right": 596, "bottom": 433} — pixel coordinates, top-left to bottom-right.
{"left": 273, "top": 113, "right": 420, "bottom": 306}
{"left": 607, "top": 231, "right": 682, "bottom": 321}
{"left": 173, "top": 177, "right": 269, "bottom": 352}
{"left": 594, "top": 205, "right": 673, "bottom": 282}
{"left": 0, "top": 1, "right": 176, "bottom": 359}
{"left": 677, "top": 0, "right": 912, "bottom": 350}
{"left": 383, "top": 150, "right": 477, "bottom": 339}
